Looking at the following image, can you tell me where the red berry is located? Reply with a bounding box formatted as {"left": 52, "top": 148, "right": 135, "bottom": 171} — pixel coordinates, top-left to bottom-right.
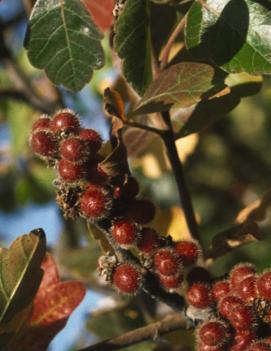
{"left": 111, "top": 220, "right": 137, "bottom": 246}
{"left": 32, "top": 115, "right": 50, "bottom": 132}
{"left": 257, "top": 271, "right": 271, "bottom": 300}
{"left": 30, "top": 131, "right": 58, "bottom": 157}
{"left": 174, "top": 240, "right": 200, "bottom": 266}
{"left": 212, "top": 280, "right": 230, "bottom": 303}
{"left": 218, "top": 295, "right": 243, "bottom": 318}
{"left": 247, "top": 342, "right": 271, "bottom": 351}
{"left": 58, "top": 159, "right": 85, "bottom": 182}
{"left": 198, "top": 345, "right": 224, "bottom": 351}
{"left": 187, "top": 266, "right": 212, "bottom": 285}
{"left": 80, "top": 184, "right": 110, "bottom": 220}
{"left": 197, "top": 320, "right": 228, "bottom": 347}
{"left": 187, "top": 283, "right": 213, "bottom": 309}
{"left": 79, "top": 128, "right": 102, "bottom": 153}
{"left": 50, "top": 110, "right": 79, "bottom": 134}
{"left": 230, "top": 330, "right": 256, "bottom": 351}
{"left": 230, "top": 263, "right": 256, "bottom": 290}
{"left": 137, "top": 227, "right": 159, "bottom": 254}
{"left": 126, "top": 199, "right": 155, "bottom": 224}
{"left": 159, "top": 272, "right": 184, "bottom": 290}
{"left": 60, "top": 137, "right": 87, "bottom": 162}
{"left": 154, "top": 248, "right": 180, "bottom": 276}
{"left": 236, "top": 276, "right": 257, "bottom": 302}
{"left": 112, "top": 263, "right": 141, "bottom": 294}
{"left": 227, "top": 305, "right": 255, "bottom": 330}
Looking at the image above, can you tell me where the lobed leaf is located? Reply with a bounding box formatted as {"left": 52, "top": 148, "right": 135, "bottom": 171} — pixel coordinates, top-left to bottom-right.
{"left": 114, "top": 0, "right": 153, "bottom": 96}
{"left": 185, "top": 0, "right": 271, "bottom": 74}
{"left": 26, "top": 0, "right": 105, "bottom": 91}
{"left": 132, "top": 62, "right": 226, "bottom": 115}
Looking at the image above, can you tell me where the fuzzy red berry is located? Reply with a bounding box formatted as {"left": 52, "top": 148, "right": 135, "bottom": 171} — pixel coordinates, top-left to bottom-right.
{"left": 58, "top": 159, "right": 85, "bottom": 182}
{"left": 159, "top": 272, "right": 184, "bottom": 290}
{"left": 230, "top": 263, "right": 256, "bottom": 290}
{"left": 111, "top": 220, "right": 137, "bottom": 246}
{"left": 230, "top": 330, "right": 256, "bottom": 351}
{"left": 198, "top": 345, "right": 224, "bottom": 351}
{"left": 30, "top": 131, "right": 58, "bottom": 158}
{"left": 236, "top": 275, "right": 257, "bottom": 302}
{"left": 218, "top": 295, "right": 243, "bottom": 318}
{"left": 154, "top": 248, "right": 180, "bottom": 276}
{"left": 212, "top": 280, "right": 230, "bottom": 302}
{"left": 60, "top": 137, "right": 88, "bottom": 162}
{"left": 187, "top": 283, "right": 213, "bottom": 309}
{"left": 247, "top": 342, "right": 271, "bottom": 351}
{"left": 79, "top": 184, "right": 110, "bottom": 220}
{"left": 174, "top": 240, "right": 200, "bottom": 266}
{"left": 50, "top": 110, "right": 79, "bottom": 134}
{"left": 197, "top": 320, "right": 229, "bottom": 347}
{"left": 126, "top": 199, "right": 155, "bottom": 224}
{"left": 257, "top": 271, "right": 271, "bottom": 300}
{"left": 32, "top": 115, "right": 51, "bottom": 132}
{"left": 227, "top": 305, "right": 255, "bottom": 330}
{"left": 112, "top": 263, "right": 141, "bottom": 294}
{"left": 137, "top": 227, "right": 159, "bottom": 254}
{"left": 79, "top": 128, "right": 102, "bottom": 153}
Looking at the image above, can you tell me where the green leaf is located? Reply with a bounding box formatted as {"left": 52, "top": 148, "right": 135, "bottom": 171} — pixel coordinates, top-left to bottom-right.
{"left": 185, "top": 0, "right": 271, "bottom": 74}
{"left": 0, "top": 229, "right": 46, "bottom": 325}
{"left": 26, "top": 0, "right": 104, "bottom": 91}
{"left": 114, "top": 0, "right": 152, "bottom": 95}
{"left": 175, "top": 72, "right": 263, "bottom": 138}
{"left": 132, "top": 62, "right": 226, "bottom": 115}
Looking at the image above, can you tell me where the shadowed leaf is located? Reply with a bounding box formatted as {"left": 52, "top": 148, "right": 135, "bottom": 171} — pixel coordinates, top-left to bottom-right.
{"left": 26, "top": 0, "right": 104, "bottom": 91}
{"left": 132, "top": 62, "right": 227, "bottom": 115}
{"left": 114, "top": 0, "right": 152, "bottom": 95}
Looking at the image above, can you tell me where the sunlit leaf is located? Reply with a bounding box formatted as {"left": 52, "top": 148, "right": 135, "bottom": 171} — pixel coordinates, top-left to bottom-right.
{"left": 185, "top": 0, "right": 271, "bottom": 74}
{"left": 26, "top": 0, "right": 104, "bottom": 91}
{"left": 0, "top": 229, "right": 46, "bottom": 348}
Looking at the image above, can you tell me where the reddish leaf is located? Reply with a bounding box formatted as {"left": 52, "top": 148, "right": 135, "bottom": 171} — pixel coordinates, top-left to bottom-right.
{"left": 82, "top": 0, "right": 114, "bottom": 31}
{"left": 31, "top": 281, "right": 86, "bottom": 326}
{"left": 35, "top": 253, "right": 59, "bottom": 299}
{"left": 10, "top": 254, "right": 86, "bottom": 351}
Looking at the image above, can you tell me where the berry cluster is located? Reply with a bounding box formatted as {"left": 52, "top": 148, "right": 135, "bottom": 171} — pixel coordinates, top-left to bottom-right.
{"left": 30, "top": 109, "right": 201, "bottom": 296}
{"left": 187, "top": 263, "right": 271, "bottom": 350}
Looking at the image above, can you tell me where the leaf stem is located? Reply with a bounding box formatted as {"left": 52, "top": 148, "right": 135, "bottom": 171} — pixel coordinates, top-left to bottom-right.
{"left": 78, "top": 312, "right": 187, "bottom": 351}
{"left": 161, "top": 111, "right": 200, "bottom": 241}
{"left": 124, "top": 120, "right": 165, "bottom": 136}
{"left": 160, "top": 15, "right": 187, "bottom": 70}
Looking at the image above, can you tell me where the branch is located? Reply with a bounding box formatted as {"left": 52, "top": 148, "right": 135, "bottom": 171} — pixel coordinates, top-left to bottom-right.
{"left": 160, "top": 15, "right": 187, "bottom": 70}
{"left": 78, "top": 312, "right": 187, "bottom": 351}
{"left": 161, "top": 111, "right": 200, "bottom": 242}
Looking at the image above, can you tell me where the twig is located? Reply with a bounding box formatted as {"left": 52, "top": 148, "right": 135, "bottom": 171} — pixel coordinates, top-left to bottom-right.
{"left": 124, "top": 120, "right": 165, "bottom": 136}
{"left": 3, "top": 57, "right": 55, "bottom": 114}
{"left": 160, "top": 15, "right": 187, "bottom": 70}
{"left": 78, "top": 312, "right": 187, "bottom": 351}
{"left": 161, "top": 111, "right": 200, "bottom": 241}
